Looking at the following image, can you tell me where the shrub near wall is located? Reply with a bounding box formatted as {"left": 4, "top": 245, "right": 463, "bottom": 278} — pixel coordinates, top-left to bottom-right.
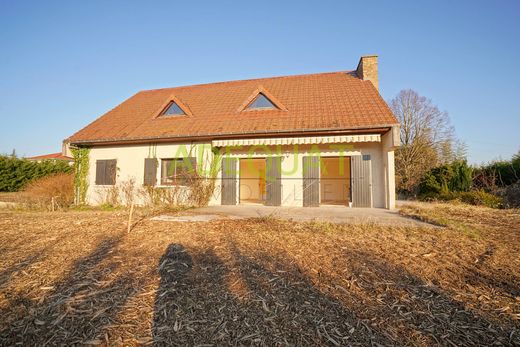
{"left": 23, "top": 172, "right": 74, "bottom": 209}
{"left": 0, "top": 155, "right": 72, "bottom": 192}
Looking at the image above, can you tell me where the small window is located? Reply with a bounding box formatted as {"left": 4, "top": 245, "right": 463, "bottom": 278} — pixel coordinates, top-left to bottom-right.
{"left": 95, "top": 159, "right": 117, "bottom": 185}
{"left": 161, "top": 101, "right": 185, "bottom": 116}
{"left": 246, "top": 93, "right": 277, "bottom": 110}
{"left": 161, "top": 157, "right": 196, "bottom": 186}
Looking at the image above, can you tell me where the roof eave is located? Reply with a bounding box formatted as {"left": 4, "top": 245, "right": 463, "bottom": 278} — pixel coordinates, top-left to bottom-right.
{"left": 68, "top": 124, "right": 399, "bottom": 146}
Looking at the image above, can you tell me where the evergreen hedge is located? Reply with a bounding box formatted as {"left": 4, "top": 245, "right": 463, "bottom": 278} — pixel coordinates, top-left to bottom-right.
{"left": 419, "top": 160, "right": 473, "bottom": 195}
{"left": 0, "top": 155, "right": 72, "bottom": 192}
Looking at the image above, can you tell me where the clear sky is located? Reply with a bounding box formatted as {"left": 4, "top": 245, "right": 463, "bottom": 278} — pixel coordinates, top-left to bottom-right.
{"left": 1, "top": 0, "right": 518, "bottom": 164}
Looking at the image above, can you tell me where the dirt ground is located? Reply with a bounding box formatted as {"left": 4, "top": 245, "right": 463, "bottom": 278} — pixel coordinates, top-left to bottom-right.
{"left": 0, "top": 203, "right": 519, "bottom": 346}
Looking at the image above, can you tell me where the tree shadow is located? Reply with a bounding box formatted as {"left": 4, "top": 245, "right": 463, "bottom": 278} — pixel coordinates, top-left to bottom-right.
{"left": 152, "top": 241, "right": 519, "bottom": 346}
{"left": 0, "top": 234, "right": 70, "bottom": 288}
{"left": 328, "top": 248, "right": 519, "bottom": 346}
{"left": 0, "top": 254, "right": 42, "bottom": 287}
{"left": 0, "top": 233, "right": 142, "bottom": 345}
{"left": 2, "top": 229, "right": 517, "bottom": 345}
{"left": 152, "top": 243, "right": 395, "bottom": 346}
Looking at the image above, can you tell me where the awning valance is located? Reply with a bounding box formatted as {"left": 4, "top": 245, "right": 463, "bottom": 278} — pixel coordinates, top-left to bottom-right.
{"left": 212, "top": 134, "right": 381, "bottom": 147}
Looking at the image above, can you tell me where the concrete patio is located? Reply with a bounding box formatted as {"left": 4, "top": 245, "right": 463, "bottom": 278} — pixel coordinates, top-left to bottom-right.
{"left": 188, "top": 204, "right": 430, "bottom": 227}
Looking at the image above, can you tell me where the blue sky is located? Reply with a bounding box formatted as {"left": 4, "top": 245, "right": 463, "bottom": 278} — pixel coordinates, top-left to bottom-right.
{"left": 1, "top": 0, "right": 518, "bottom": 164}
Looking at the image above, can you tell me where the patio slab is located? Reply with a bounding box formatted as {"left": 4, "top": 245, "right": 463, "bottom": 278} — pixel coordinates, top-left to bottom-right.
{"left": 188, "top": 204, "right": 432, "bottom": 227}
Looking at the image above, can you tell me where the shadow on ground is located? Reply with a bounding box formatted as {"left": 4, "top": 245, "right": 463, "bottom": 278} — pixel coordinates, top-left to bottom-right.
{"left": 1, "top": 226, "right": 518, "bottom": 345}
{"left": 152, "top": 242, "right": 518, "bottom": 346}
{"left": 0, "top": 234, "right": 145, "bottom": 345}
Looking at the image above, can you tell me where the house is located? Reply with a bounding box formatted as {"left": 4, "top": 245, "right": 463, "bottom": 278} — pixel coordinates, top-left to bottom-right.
{"left": 26, "top": 152, "right": 74, "bottom": 164}
{"left": 65, "top": 55, "right": 400, "bottom": 208}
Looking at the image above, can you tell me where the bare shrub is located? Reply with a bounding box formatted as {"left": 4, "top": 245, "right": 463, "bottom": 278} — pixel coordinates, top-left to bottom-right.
{"left": 501, "top": 182, "right": 520, "bottom": 208}
{"left": 186, "top": 150, "right": 221, "bottom": 207}
{"left": 120, "top": 178, "right": 137, "bottom": 206}
{"left": 106, "top": 185, "right": 120, "bottom": 206}
{"left": 22, "top": 172, "right": 74, "bottom": 210}
{"left": 138, "top": 186, "right": 160, "bottom": 207}
{"left": 95, "top": 185, "right": 121, "bottom": 207}
{"left": 185, "top": 172, "right": 215, "bottom": 207}
{"left": 139, "top": 151, "right": 220, "bottom": 209}
{"left": 138, "top": 185, "right": 184, "bottom": 209}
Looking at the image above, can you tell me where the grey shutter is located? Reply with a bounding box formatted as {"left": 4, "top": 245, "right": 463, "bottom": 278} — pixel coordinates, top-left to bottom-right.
{"left": 351, "top": 155, "right": 372, "bottom": 207}
{"left": 303, "top": 156, "right": 320, "bottom": 207}
{"left": 106, "top": 160, "right": 117, "bottom": 185}
{"left": 143, "top": 158, "right": 157, "bottom": 186}
{"left": 221, "top": 158, "right": 237, "bottom": 205}
{"left": 95, "top": 160, "right": 106, "bottom": 185}
{"left": 265, "top": 157, "right": 282, "bottom": 206}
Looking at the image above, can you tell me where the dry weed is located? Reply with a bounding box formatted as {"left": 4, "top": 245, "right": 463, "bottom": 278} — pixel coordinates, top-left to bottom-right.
{"left": 0, "top": 204, "right": 518, "bottom": 345}
{"left": 21, "top": 173, "right": 74, "bottom": 210}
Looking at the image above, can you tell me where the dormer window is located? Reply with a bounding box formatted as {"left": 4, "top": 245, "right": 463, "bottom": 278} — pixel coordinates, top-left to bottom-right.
{"left": 246, "top": 93, "right": 278, "bottom": 110}
{"left": 237, "top": 86, "right": 287, "bottom": 113}
{"left": 162, "top": 101, "right": 186, "bottom": 116}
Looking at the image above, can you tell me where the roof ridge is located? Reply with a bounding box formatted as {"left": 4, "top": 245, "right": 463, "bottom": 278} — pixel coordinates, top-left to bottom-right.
{"left": 139, "top": 70, "right": 355, "bottom": 93}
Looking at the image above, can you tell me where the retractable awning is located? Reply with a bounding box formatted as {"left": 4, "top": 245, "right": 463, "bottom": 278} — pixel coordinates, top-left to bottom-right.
{"left": 212, "top": 134, "right": 381, "bottom": 147}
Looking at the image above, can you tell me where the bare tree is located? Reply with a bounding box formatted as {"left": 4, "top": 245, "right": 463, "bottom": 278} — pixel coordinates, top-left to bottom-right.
{"left": 389, "top": 89, "right": 465, "bottom": 194}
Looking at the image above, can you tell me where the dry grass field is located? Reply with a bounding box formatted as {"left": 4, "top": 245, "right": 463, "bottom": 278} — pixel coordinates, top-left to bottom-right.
{"left": 0, "top": 203, "right": 519, "bottom": 346}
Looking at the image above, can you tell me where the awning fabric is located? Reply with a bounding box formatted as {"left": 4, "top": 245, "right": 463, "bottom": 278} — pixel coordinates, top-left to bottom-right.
{"left": 212, "top": 134, "right": 381, "bottom": 147}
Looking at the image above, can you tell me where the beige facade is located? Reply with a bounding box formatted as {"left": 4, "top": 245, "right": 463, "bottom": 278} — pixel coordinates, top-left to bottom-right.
{"left": 84, "top": 128, "right": 398, "bottom": 209}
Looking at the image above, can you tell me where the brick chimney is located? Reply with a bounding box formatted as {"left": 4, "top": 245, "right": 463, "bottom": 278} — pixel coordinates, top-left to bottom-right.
{"left": 356, "top": 55, "right": 378, "bottom": 91}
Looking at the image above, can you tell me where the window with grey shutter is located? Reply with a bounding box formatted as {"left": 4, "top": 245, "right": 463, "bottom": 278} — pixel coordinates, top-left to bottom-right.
{"left": 160, "top": 157, "right": 197, "bottom": 186}
{"left": 221, "top": 157, "right": 237, "bottom": 205}
{"left": 265, "top": 157, "right": 282, "bottom": 206}
{"left": 95, "top": 160, "right": 105, "bottom": 185}
{"left": 143, "top": 158, "right": 158, "bottom": 186}
{"left": 95, "top": 159, "right": 117, "bottom": 185}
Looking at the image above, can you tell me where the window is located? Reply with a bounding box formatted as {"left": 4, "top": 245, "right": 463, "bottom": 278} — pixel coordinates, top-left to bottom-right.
{"left": 161, "top": 101, "right": 185, "bottom": 116}
{"left": 161, "top": 157, "right": 196, "bottom": 185}
{"left": 246, "top": 93, "right": 277, "bottom": 110}
{"left": 95, "top": 159, "right": 117, "bottom": 185}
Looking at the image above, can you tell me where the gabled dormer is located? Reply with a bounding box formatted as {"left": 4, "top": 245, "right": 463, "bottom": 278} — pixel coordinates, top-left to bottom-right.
{"left": 156, "top": 95, "right": 192, "bottom": 118}
{"left": 238, "top": 86, "right": 287, "bottom": 112}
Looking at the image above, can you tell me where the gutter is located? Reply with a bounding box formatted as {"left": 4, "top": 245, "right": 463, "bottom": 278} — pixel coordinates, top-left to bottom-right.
{"left": 68, "top": 124, "right": 399, "bottom": 147}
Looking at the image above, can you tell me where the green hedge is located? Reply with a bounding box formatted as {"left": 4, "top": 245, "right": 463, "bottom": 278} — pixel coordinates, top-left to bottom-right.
{"left": 0, "top": 155, "right": 72, "bottom": 192}
{"left": 419, "top": 160, "right": 473, "bottom": 195}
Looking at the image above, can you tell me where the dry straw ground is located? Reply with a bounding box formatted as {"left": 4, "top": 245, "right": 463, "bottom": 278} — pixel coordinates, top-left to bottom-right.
{"left": 0, "top": 203, "right": 518, "bottom": 346}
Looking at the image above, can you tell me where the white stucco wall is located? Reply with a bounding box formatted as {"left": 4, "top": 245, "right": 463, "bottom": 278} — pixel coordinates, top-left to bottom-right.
{"left": 84, "top": 134, "right": 396, "bottom": 209}
{"left": 86, "top": 142, "right": 215, "bottom": 205}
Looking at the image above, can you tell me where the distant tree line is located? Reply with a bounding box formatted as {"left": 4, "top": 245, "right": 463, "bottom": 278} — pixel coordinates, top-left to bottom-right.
{"left": 390, "top": 90, "right": 519, "bottom": 208}
{"left": 0, "top": 154, "right": 72, "bottom": 192}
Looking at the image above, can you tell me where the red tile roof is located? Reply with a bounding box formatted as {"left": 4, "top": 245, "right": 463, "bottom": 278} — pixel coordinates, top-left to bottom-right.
{"left": 68, "top": 71, "right": 398, "bottom": 144}
{"left": 27, "top": 153, "right": 73, "bottom": 161}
